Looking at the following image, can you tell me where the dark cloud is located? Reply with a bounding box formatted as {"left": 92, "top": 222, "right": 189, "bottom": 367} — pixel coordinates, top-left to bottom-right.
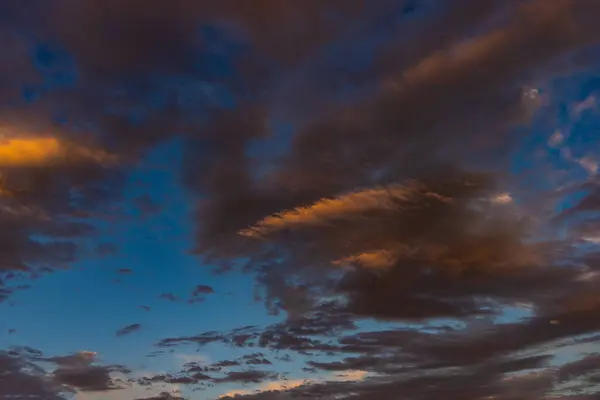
{"left": 217, "top": 370, "right": 279, "bottom": 384}
{"left": 139, "top": 372, "right": 210, "bottom": 386}
{"left": 0, "top": 0, "right": 583, "bottom": 302}
{"left": 117, "top": 268, "right": 133, "bottom": 274}
{"left": 558, "top": 354, "right": 600, "bottom": 383}
{"left": 211, "top": 360, "right": 241, "bottom": 369}
{"left": 157, "top": 329, "right": 250, "bottom": 349}
{"left": 139, "top": 363, "right": 278, "bottom": 389}
{"left": 0, "top": 351, "right": 65, "bottom": 400}
{"left": 202, "top": 288, "right": 600, "bottom": 398}
{"left": 0, "top": 349, "right": 133, "bottom": 399}
{"left": 135, "top": 393, "right": 187, "bottom": 400}
{"left": 216, "top": 356, "right": 556, "bottom": 400}
{"left": 159, "top": 293, "right": 178, "bottom": 302}
{"left": 153, "top": 259, "right": 600, "bottom": 397}
{"left": 53, "top": 365, "right": 120, "bottom": 392}
{"left": 115, "top": 323, "right": 142, "bottom": 337}
{"left": 185, "top": 2, "right": 600, "bottom": 330}
{"left": 146, "top": 6, "right": 600, "bottom": 398}
{"left": 46, "top": 350, "right": 128, "bottom": 392}
{"left": 242, "top": 353, "right": 273, "bottom": 366}
{"left": 208, "top": 171, "right": 573, "bottom": 323}
{"left": 35, "top": 0, "right": 403, "bottom": 79}
{"left": 192, "top": 284, "right": 215, "bottom": 297}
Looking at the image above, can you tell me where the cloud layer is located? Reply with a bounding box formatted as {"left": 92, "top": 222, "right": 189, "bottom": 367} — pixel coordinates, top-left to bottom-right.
{"left": 2, "top": 0, "right": 600, "bottom": 399}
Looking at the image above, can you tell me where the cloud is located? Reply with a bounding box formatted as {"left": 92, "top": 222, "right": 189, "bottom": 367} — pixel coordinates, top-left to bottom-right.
{"left": 36, "top": 0, "right": 402, "bottom": 80}
{"left": 0, "top": 351, "right": 65, "bottom": 400}
{"left": 557, "top": 353, "right": 600, "bottom": 383}
{"left": 133, "top": 394, "right": 186, "bottom": 400}
{"left": 76, "top": 370, "right": 183, "bottom": 400}
{"left": 0, "top": 0, "right": 589, "bottom": 304}
{"left": 54, "top": 365, "right": 120, "bottom": 392}
{"left": 173, "top": 353, "right": 212, "bottom": 370}
{"left": 0, "top": 136, "right": 115, "bottom": 167}
{"left": 47, "top": 351, "right": 129, "bottom": 393}
{"left": 49, "top": 351, "right": 98, "bottom": 368}
{"left": 232, "top": 173, "right": 560, "bottom": 321}
{"left": 0, "top": 349, "right": 135, "bottom": 399}
{"left": 147, "top": 3, "right": 600, "bottom": 397}
{"left": 192, "top": 284, "right": 215, "bottom": 297}
{"left": 115, "top": 323, "right": 142, "bottom": 337}
{"left": 219, "top": 370, "right": 368, "bottom": 398}
{"left": 192, "top": 0, "right": 600, "bottom": 265}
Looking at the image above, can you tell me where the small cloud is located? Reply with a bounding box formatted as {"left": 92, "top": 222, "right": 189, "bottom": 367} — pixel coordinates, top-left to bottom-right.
{"left": 173, "top": 353, "right": 211, "bottom": 368}
{"left": 582, "top": 235, "right": 600, "bottom": 244}
{"left": 572, "top": 95, "right": 596, "bottom": 117}
{"left": 117, "top": 268, "right": 133, "bottom": 274}
{"left": 578, "top": 156, "right": 598, "bottom": 175}
{"left": 548, "top": 130, "right": 565, "bottom": 148}
{"left": 575, "top": 271, "right": 600, "bottom": 281}
{"left": 159, "top": 293, "right": 177, "bottom": 302}
{"left": 333, "top": 370, "right": 369, "bottom": 381}
{"left": 491, "top": 193, "right": 513, "bottom": 204}
{"left": 116, "top": 324, "right": 142, "bottom": 337}
{"left": 192, "top": 284, "right": 214, "bottom": 297}
{"left": 521, "top": 87, "right": 543, "bottom": 121}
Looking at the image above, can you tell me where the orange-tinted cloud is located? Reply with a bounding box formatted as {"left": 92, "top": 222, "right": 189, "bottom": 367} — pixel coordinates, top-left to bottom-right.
{"left": 0, "top": 137, "right": 115, "bottom": 167}
{"left": 0, "top": 137, "right": 62, "bottom": 167}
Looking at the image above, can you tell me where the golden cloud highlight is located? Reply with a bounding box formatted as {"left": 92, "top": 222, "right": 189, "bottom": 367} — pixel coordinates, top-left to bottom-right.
{"left": 0, "top": 138, "right": 63, "bottom": 167}
{"left": 239, "top": 184, "right": 451, "bottom": 238}
{"left": 239, "top": 178, "right": 542, "bottom": 277}
{"left": 0, "top": 137, "right": 116, "bottom": 167}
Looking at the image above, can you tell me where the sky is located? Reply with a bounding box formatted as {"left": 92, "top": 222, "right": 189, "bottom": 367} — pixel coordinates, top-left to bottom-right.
{"left": 2, "top": 1, "right": 600, "bottom": 399}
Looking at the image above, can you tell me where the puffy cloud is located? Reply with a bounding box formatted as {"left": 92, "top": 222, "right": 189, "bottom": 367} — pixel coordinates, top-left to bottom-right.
{"left": 0, "top": 351, "right": 65, "bottom": 400}
{"left": 48, "top": 351, "right": 129, "bottom": 392}
{"left": 230, "top": 173, "right": 561, "bottom": 321}
{"left": 0, "top": 349, "right": 135, "bottom": 399}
